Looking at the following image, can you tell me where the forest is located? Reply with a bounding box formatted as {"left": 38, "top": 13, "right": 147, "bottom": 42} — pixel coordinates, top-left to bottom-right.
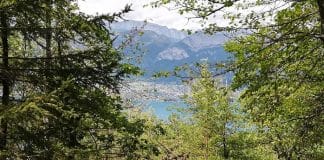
{"left": 0, "top": 0, "right": 323, "bottom": 159}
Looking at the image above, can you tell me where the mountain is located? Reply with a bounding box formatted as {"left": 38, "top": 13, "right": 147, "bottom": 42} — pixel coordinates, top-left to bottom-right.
{"left": 157, "top": 47, "right": 189, "bottom": 60}
{"left": 112, "top": 20, "right": 232, "bottom": 118}
{"left": 111, "top": 20, "right": 231, "bottom": 79}
{"left": 111, "top": 20, "right": 187, "bottom": 41}
{"left": 181, "top": 32, "right": 227, "bottom": 51}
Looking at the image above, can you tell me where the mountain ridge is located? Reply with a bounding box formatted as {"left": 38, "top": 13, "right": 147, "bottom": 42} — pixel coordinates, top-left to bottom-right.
{"left": 111, "top": 20, "right": 231, "bottom": 77}
{"left": 111, "top": 20, "right": 187, "bottom": 41}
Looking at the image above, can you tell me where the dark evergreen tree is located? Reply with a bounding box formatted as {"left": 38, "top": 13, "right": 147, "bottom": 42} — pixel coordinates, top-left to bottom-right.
{"left": 0, "top": 0, "right": 152, "bottom": 159}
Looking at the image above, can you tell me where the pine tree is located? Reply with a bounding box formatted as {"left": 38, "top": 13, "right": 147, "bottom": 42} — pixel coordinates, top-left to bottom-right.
{"left": 0, "top": 0, "right": 149, "bottom": 159}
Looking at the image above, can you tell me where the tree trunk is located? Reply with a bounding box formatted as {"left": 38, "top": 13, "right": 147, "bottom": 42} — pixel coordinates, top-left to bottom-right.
{"left": 0, "top": 11, "right": 9, "bottom": 150}
{"left": 45, "top": 0, "right": 53, "bottom": 90}
{"left": 317, "top": 0, "right": 324, "bottom": 42}
{"left": 45, "top": 1, "right": 52, "bottom": 60}
{"left": 205, "top": 134, "right": 209, "bottom": 160}
{"left": 222, "top": 122, "right": 229, "bottom": 159}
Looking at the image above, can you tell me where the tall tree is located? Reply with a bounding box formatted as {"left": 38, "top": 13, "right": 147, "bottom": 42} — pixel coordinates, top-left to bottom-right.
{"left": 150, "top": 64, "right": 276, "bottom": 160}
{"left": 224, "top": 1, "right": 324, "bottom": 158}
{"left": 152, "top": 0, "right": 324, "bottom": 159}
{"left": 0, "top": 0, "right": 149, "bottom": 159}
{"left": 0, "top": 5, "right": 9, "bottom": 150}
{"left": 185, "top": 64, "right": 237, "bottom": 159}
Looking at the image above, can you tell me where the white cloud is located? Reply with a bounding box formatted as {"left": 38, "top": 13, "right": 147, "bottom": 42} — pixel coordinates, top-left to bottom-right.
{"left": 77, "top": 0, "right": 133, "bottom": 14}
{"left": 77, "top": 0, "right": 285, "bottom": 30}
{"left": 77, "top": 0, "right": 202, "bottom": 30}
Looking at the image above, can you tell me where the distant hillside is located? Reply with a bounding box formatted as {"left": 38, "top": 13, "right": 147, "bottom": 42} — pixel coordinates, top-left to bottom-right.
{"left": 111, "top": 20, "right": 187, "bottom": 40}
{"left": 111, "top": 20, "right": 231, "bottom": 79}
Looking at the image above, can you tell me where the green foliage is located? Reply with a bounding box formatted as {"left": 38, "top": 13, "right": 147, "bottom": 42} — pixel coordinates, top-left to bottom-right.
{"left": 143, "top": 65, "right": 277, "bottom": 160}
{"left": 1, "top": 81, "right": 147, "bottom": 159}
{"left": 153, "top": 71, "right": 171, "bottom": 78}
{"left": 0, "top": 0, "right": 150, "bottom": 159}
{"left": 181, "top": 64, "right": 276, "bottom": 160}
{"left": 152, "top": 0, "right": 323, "bottom": 159}
{"left": 224, "top": 1, "right": 324, "bottom": 159}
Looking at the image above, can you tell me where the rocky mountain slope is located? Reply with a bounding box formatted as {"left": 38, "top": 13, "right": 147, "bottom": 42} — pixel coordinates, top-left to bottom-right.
{"left": 112, "top": 20, "right": 232, "bottom": 117}
{"left": 112, "top": 20, "right": 231, "bottom": 78}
